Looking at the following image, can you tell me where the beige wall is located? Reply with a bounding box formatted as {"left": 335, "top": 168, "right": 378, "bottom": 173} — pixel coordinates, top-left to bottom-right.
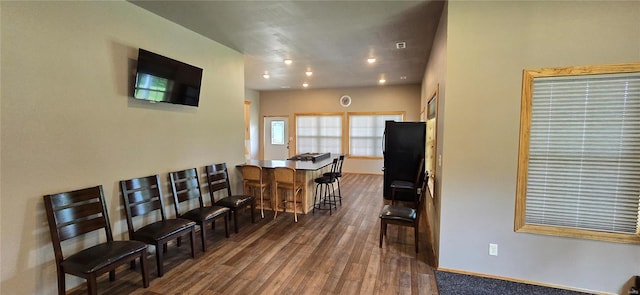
{"left": 440, "top": 1, "right": 640, "bottom": 294}
{"left": 259, "top": 85, "right": 421, "bottom": 174}
{"left": 421, "top": 2, "right": 447, "bottom": 268}
{"left": 245, "top": 89, "right": 260, "bottom": 160}
{"left": 1, "top": 2, "right": 245, "bottom": 294}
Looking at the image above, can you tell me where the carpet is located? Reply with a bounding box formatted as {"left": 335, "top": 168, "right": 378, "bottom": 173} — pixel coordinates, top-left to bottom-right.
{"left": 435, "top": 270, "right": 594, "bottom": 295}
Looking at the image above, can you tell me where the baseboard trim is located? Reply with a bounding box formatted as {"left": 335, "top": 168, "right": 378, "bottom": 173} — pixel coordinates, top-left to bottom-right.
{"left": 436, "top": 267, "right": 612, "bottom": 295}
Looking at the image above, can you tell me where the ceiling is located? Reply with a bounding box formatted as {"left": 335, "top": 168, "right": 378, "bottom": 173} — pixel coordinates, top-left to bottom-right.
{"left": 130, "top": 1, "right": 444, "bottom": 91}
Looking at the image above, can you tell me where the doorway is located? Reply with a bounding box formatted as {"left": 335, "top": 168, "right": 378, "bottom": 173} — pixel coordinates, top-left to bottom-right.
{"left": 264, "top": 116, "right": 290, "bottom": 160}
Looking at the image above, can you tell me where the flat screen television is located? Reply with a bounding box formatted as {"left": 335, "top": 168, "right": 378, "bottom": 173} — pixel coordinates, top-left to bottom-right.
{"left": 133, "top": 48, "right": 203, "bottom": 107}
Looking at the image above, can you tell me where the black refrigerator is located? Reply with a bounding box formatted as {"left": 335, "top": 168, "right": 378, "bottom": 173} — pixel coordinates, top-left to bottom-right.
{"left": 382, "top": 121, "right": 426, "bottom": 200}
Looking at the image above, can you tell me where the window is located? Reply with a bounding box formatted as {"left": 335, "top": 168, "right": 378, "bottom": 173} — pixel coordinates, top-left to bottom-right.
{"left": 515, "top": 63, "right": 640, "bottom": 244}
{"left": 295, "top": 113, "right": 343, "bottom": 154}
{"left": 270, "top": 120, "right": 285, "bottom": 145}
{"left": 348, "top": 112, "right": 404, "bottom": 158}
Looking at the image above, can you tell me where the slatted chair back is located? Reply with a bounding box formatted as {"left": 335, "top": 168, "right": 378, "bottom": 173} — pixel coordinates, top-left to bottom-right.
{"left": 205, "top": 163, "right": 233, "bottom": 199}
{"left": 43, "top": 185, "right": 112, "bottom": 261}
{"left": 120, "top": 174, "right": 167, "bottom": 235}
{"left": 44, "top": 185, "right": 150, "bottom": 294}
{"left": 169, "top": 168, "right": 205, "bottom": 215}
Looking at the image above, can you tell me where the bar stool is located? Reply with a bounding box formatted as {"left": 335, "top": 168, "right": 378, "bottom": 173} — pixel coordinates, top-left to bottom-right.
{"left": 273, "top": 166, "right": 303, "bottom": 222}
{"left": 323, "top": 155, "right": 344, "bottom": 206}
{"left": 313, "top": 158, "right": 339, "bottom": 215}
{"left": 242, "top": 164, "right": 270, "bottom": 219}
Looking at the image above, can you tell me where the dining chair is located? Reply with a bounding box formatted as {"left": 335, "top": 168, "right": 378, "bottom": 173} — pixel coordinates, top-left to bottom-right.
{"left": 43, "top": 185, "right": 149, "bottom": 295}
{"left": 120, "top": 174, "right": 196, "bottom": 277}
{"left": 390, "top": 157, "right": 424, "bottom": 205}
{"left": 242, "top": 164, "right": 271, "bottom": 219}
{"left": 169, "top": 168, "right": 230, "bottom": 252}
{"left": 273, "top": 166, "right": 304, "bottom": 222}
{"left": 205, "top": 163, "right": 256, "bottom": 233}
{"left": 380, "top": 172, "right": 430, "bottom": 253}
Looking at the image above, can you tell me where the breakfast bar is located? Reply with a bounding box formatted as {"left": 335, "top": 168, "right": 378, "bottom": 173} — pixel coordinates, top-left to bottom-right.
{"left": 241, "top": 153, "right": 337, "bottom": 214}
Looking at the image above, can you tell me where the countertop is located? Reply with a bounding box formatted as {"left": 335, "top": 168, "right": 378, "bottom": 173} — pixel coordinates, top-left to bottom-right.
{"left": 240, "top": 154, "right": 338, "bottom": 171}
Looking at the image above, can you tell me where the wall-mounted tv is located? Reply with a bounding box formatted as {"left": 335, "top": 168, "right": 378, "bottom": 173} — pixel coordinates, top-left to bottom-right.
{"left": 133, "top": 48, "right": 203, "bottom": 107}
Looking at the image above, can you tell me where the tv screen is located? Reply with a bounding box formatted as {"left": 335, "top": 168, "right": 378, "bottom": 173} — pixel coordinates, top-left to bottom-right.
{"left": 133, "top": 49, "right": 203, "bottom": 107}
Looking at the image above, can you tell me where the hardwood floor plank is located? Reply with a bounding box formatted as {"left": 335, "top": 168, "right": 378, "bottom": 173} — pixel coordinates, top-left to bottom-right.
{"left": 66, "top": 173, "right": 438, "bottom": 295}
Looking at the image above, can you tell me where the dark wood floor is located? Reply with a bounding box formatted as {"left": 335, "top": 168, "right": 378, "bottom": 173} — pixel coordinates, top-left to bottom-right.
{"left": 69, "top": 173, "right": 439, "bottom": 294}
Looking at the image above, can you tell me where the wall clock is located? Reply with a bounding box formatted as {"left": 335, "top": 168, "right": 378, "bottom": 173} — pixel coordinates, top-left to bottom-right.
{"left": 340, "top": 95, "right": 352, "bottom": 107}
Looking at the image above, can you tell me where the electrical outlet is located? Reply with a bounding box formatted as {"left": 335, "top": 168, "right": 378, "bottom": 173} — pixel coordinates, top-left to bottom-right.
{"left": 489, "top": 243, "right": 498, "bottom": 256}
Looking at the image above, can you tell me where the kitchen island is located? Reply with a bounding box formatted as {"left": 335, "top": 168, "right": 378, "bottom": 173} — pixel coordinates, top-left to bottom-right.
{"left": 240, "top": 154, "right": 337, "bottom": 214}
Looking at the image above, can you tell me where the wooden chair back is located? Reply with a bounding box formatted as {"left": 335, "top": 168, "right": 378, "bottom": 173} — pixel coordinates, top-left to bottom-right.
{"left": 44, "top": 185, "right": 150, "bottom": 293}
{"left": 205, "top": 163, "right": 233, "bottom": 198}
{"left": 242, "top": 164, "right": 263, "bottom": 183}
{"left": 119, "top": 174, "right": 167, "bottom": 235}
{"left": 415, "top": 158, "right": 425, "bottom": 191}
{"left": 273, "top": 166, "right": 302, "bottom": 221}
{"left": 274, "top": 166, "right": 297, "bottom": 189}
{"left": 43, "top": 185, "right": 112, "bottom": 262}
{"left": 169, "top": 168, "right": 205, "bottom": 215}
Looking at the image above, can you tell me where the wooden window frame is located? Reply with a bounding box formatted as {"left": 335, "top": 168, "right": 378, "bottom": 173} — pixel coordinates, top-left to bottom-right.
{"left": 515, "top": 62, "right": 640, "bottom": 244}
{"left": 346, "top": 111, "right": 405, "bottom": 159}
{"left": 293, "top": 112, "right": 345, "bottom": 155}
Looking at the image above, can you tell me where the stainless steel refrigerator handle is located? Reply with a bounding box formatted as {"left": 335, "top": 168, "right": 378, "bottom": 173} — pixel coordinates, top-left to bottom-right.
{"left": 382, "top": 131, "right": 386, "bottom": 155}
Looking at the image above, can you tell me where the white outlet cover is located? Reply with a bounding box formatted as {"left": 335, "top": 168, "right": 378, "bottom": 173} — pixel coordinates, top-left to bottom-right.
{"left": 489, "top": 243, "right": 498, "bottom": 256}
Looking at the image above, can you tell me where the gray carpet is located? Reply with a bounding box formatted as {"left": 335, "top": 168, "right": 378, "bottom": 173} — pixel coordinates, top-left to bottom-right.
{"left": 435, "top": 270, "right": 594, "bottom": 295}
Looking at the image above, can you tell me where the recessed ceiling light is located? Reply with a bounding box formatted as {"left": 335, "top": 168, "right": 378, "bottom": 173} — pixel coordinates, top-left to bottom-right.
{"left": 378, "top": 79, "right": 386, "bottom": 84}
{"left": 302, "top": 82, "right": 309, "bottom": 88}
{"left": 284, "top": 59, "right": 293, "bottom": 65}
{"left": 367, "top": 58, "right": 376, "bottom": 64}
{"left": 263, "top": 72, "right": 270, "bottom": 79}
{"left": 305, "top": 71, "right": 313, "bottom": 76}
{"left": 400, "top": 76, "right": 407, "bottom": 80}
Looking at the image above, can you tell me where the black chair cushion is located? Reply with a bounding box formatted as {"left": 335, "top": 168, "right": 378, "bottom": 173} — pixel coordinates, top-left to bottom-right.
{"left": 379, "top": 205, "right": 417, "bottom": 222}
{"left": 216, "top": 195, "right": 254, "bottom": 208}
{"left": 181, "top": 206, "right": 230, "bottom": 223}
{"left": 323, "top": 172, "right": 342, "bottom": 178}
{"left": 60, "top": 240, "right": 147, "bottom": 274}
{"left": 390, "top": 180, "right": 415, "bottom": 190}
{"left": 132, "top": 219, "right": 196, "bottom": 243}
{"left": 314, "top": 175, "right": 334, "bottom": 184}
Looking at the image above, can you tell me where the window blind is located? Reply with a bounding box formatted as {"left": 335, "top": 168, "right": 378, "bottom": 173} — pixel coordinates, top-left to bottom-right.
{"left": 525, "top": 73, "right": 640, "bottom": 234}
{"left": 296, "top": 115, "right": 342, "bottom": 154}
{"left": 349, "top": 114, "right": 402, "bottom": 157}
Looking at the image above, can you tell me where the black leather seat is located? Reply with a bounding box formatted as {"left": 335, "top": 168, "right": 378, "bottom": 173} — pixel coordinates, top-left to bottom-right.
{"left": 169, "top": 168, "right": 230, "bottom": 251}
{"left": 43, "top": 185, "right": 149, "bottom": 295}
{"left": 205, "top": 163, "right": 255, "bottom": 233}
{"left": 379, "top": 205, "right": 417, "bottom": 222}
{"left": 120, "top": 174, "right": 197, "bottom": 277}
{"left": 380, "top": 172, "right": 430, "bottom": 253}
